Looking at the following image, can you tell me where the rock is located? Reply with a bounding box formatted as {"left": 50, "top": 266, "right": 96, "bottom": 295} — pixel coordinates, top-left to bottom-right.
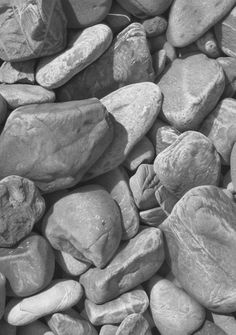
{"left": 61, "top": 0, "right": 112, "bottom": 28}
{"left": 105, "top": 2, "right": 132, "bottom": 34}
{"left": 129, "top": 164, "right": 160, "bottom": 210}
{"left": 142, "top": 16, "right": 167, "bottom": 38}
{"left": 155, "top": 185, "right": 179, "bottom": 215}
{"left": 18, "top": 321, "right": 54, "bottom": 335}
{"left": 84, "top": 82, "right": 162, "bottom": 180}
{"left": 0, "top": 84, "right": 55, "bottom": 109}
{"left": 160, "top": 185, "right": 236, "bottom": 313}
{"left": 43, "top": 184, "right": 122, "bottom": 268}
{"left": 55, "top": 250, "right": 90, "bottom": 277}
{"left": 217, "top": 57, "right": 236, "bottom": 98}
{"left": 116, "top": 313, "right": 152, "bottom": 335}
{"left": 99, "top": 325, "right": 119, "bottom": 335}
{"left": 196, "top": 30, "right": 221, "bottom": 58}
{"left": 157, "top": 53, "right": 225, "bottom": 131}
{"left": 0, "top": 274, "right": 6, "bottom": 319}
{"left": 152, "top": 49, "right": 167, "bottom": 79}
{"left": 5, "top": 280, "right": 83, "bottom": 326}
{"left": 139, "top": 207, "right": 167, "bottom": 227}
{"left": 36, "top": 25, "right": 113, "bottom": 90}
{"left": 117, "top": 0, "right": 173, "bottom": 18}
{"left": 93, "top": 167, "right": 139, "bottom": 240}
{"left": 0, "top": 60, "right": 35, "bottom": 84}
{"left": 200, "top": 98, "right": 236, "bottom": 165}
{"left": 154, "top": 131, "right": 221, "bottom": 198}
{"left": 0, "top": 175, "right": 45, "bottom": 247}
{"left": 167, "top": 0, "right": 236, "bottom": 47}
{"left": 0, "top": 234, "right": 55, "bottom": 297}
{"left": 149, "top": 276, "right": 205, "bottom": 335}
{"left": 85, "top": 287, "right": 149, "bottom": 325}
{"left": 193, "top": 320, "right": 227, "bottom": 335}
{"left": 80, "top": 228, "right": 164, "bottom": 304}
{"left": 212, "top": 313, "right": 236, "bottom": 335}
{"left": 0, "top": 99, "right": 113, "bottom": 193}
{"left": 56, "top": 23, "right": 154, "bottom": 101}
{"left": 0, "top": 320, "right": 16, "bottom": 335}
{"left": 0, "top": 0, "right": 67, "bottom": 62}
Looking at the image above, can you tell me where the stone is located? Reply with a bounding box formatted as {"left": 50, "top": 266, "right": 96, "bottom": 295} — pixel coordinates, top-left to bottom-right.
{"left": 152, "top": 49, "right": 167, "bottom": 79}
{"left": 0, "top": 175, "right": 45, "bottom": 247}
{"left": 61, "top": 0, "right": 112, "bottom": 29}
{"left": 200, "top": 98, "right": 236, "bottom": 165}
{"left": 0, "top": 93, "right": 8, "bottom": 125}
{"left": 212, "top": 313, "right": 236, "bottom": 335}
{"left": 43, "top": 184, "right": 122, "bottom": 268}
{"left": 154, "top": 131, "right": 221, "bottom": 198}
{"left": 36, "top": 25, "right": 113, "bottom": 90}
{"left": 117, "top": 0, "right": 173, "bottom": 18}
{"left": 5, "top": 280, "right": 83, "bottom": 326}
{"left": 84, "top": 82, "right": 162, "bottom": 180}
{"left": 142, "top": 16, "right": 167, "bottom": 38}
{"left": 217, "top": 57, "right": 236, "bottom": 98}
{"left": 157, "top": 53, "right": 225, "bottom": 131}
{"left": 0, "top": 84, "right": 55, "bottom": 109}
{"left": 0, "top": 0, "right": 67, "bottom": 62}
{"left": 160, "top": 185, "right": 236, "bottom": 313}
{"left": 155, "top": 185, "right": 179, "bottom": 215}
{"left": 116, "top": 314, "right": 152, "bottom": 335}
{"left": 0, "top": 234, "right": 55, "bottom": 297}
{"left": 80, "top": 228, "right": 164, "bottom": 304}
{"left": 193, "top": 320, "right": 227, "bottom": 335}
{"left": 0, "top": 274, "right": 6, "bottom": 319}
{"left": 56, "top": 23, "right": 154, "bottom": 101}
{"left": 99, "top": 325, "right": 118, "bottom": 335}
{"left": 18, "top": 321, "right": 54, "bottom": 335}
{"left": 167, "top": 0, "right": 236, "bottom": 47}
{"left": 129, "top": 164, "right": 160, "bottom": 210}
{"left": 196, "top": 30, "right": 221, "bottom": 58}
{"left": 85, "top": 287, "right": 149, "bottom": 325}
{"left": 0, "top": 320, "right": 16, "bottom": 335}
{"left": 94, "top": 167, "right": 139, "bottom": 240}
{"left": 55, "top": 250, "right": 90, "bottom": 277}
{"left": 0, "top": 99, "right": 113, "bottom": 193}
{"left": 0, "top": 60, "right": 35, "bottom": 84}
{"left": 105, "top": 2, "right": 132, "bottom": 34}
{"left": 139, "top": 207, "right": 167, "bottom": 227}
{"left": 149, "top": 276, "right": 205, "bottom": 335}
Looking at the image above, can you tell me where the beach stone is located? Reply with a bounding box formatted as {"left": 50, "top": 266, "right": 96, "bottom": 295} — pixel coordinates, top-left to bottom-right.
{"left": 0, "top": 99, "right": 113, "bottom": 193}
{"left": 36, "top": 25, "right": 113, "bottom": 90}
{"left": 43, "top": 184, "right": 122, "bottom": 268}
{"left": 158, "top": 53, "right": 225, "bottom": 131}
{"left": 155, "top": 185, "right": 179, "bottom": 215}
{"left": 0, "top": 274, "right": 6, "bottom": 319}
{"left": 116, "top": 313, "right": 152, "bottom": 335}
{"left": 142, "top": 16, "right": 167, "bottom": 38}
{"left": 0, "top": 175, "right": 45, "bottom": 248}
{"left": 55, "top": 250, "right": 90, "bottom": 277}
{"left": 217, "top": 57, "right": 236, "bottom": 98}
{"left": 99, "top": 325, "right": 118, "bottom": 335}
{"left": 196, "top": 30, "right": 221, "bottom": 58}
{"left": 0, "top": 84, "right": 55, "bottom": 109}
{"left": 167, "top": 0, "right": 236, "bottom": 47}
{"left": 160, "top": 185, "right": 236, "bottom": 313}
{"left": 200, "top": 98, "right": 236, "bottom": 165}
{"left": 5, "top": 280, "right": 83, "bottom": 326}
{"left": 149, "top": 276, "right": 205, "bottom": 335}
{"left": 85, "top": 287, "right": 149, "bottom": 326}
{"left": 80, "top": 228, "right": 164, "bottom": 304}
{"left": 61, "top": 0, "right": 112, "bottom": 28}
{"left": 154, "top": 131, "right": 221, "bottom": 198}
{"left": 152, "top": 49, "right": 167, "bottom": 79}
{"left": 56, "top": 23, "right": 154, "bottom": 101}
{"left": 105, "top": 2, "right": 132, "bottom": 34}
{"left": 193, "top": 320, "right": 227, "bottom": 335}
{"left": 0, "top": 320, "right": 16, "bottom": 335}
{"left": 18, "top": 321, "right": 54, "bottom": 335}
{"left": 129, "top": 164, "right": 160, "bottom": 210}
{"left": 139, "top": 207, "right": 167, "bottom": 227}
{"left": 94, "top": 166, "right": 139, "bottom": 240}
{"left": 212, "top": 313, "right": 236, "bottom": 335}
{"left": 84, "top": 82, "right": 162, "bottom": 180}
{"left": 0, "top": 234, "right": 55, "bottom": 297}
{"left": 117, "top": 0, "right": 173, "bottom": 18}
{"left": 0, "top": 60, "right": 35, "bottom": 84}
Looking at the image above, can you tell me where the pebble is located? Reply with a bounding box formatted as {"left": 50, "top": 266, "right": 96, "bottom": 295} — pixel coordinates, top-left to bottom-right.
{"left": 155, "top": 185, "right": 179, "bottom": 215}
{"left": 0, "top": 93, "right": 7, "bottom": 124}
{"left": 116, "top": 313, "right": 152, "bottom": 335}
{"left": 116, "top": 0, "right": 173, "bottom": 18}
{"left": 139, "top": 207, "right": 167, "bottom": 227}
{"left": 230, "top": 143, "right": 236, "bottom": 191}
{"left": 18, "top": 321, "right": 54, "bottom": 335}
{"left": 217, "top": 57, "right": 236, "bottom": 98}
{"left": 105, "top": 2, "right": 132, "bottom": 34}
{"left": 193, "top": 320, "right": 227, "bottom": 335}
{"left": 212, "top": 312, "right": 236, "bottom": 335}
{"left": 142, "top": 16, "right": 168, "bottom": 38}
{"left": 0, "top": 60, "right": 35, "bottom": 84}
{"left": 196, "top": 30, "right": 221, "bottom": 58}
{"left": 152, "top": 49, "right": 167, "bottom": 79}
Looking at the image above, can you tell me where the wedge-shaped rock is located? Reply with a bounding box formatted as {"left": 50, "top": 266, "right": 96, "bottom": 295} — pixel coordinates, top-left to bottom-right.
{"left": 167, "top": 0, "right": 236, "bottom": 47}
{"left": 0, "top": 60, "right": 35, "bottom": 84}
{"left": 43, "top": 184, "right": 122, "bottom": 268}
{"left": 155, "top": 185, "right": 179, "bottom": 215}
{"left": 80, "top": 228, "right": 164, "bottom": 304}
{"left": 0, "top": 99, "right": 113, "bottom": 193}
{"left": 84, "top": 82, "right": 162, "bottom": 180}
{"left": 117, "top": 0, "right": 173, "bottom": 18}
{"left": 160, "top": 185, "right": 236, "bottom": 313}
{"left": 56, "top": 23, "right": 154, "bottom": 101}
{"left": 116, "top": 314, "right": 152, "bottom": 335}
{"left": 105, "top": 2, "right": 131, "bottom": 34}
{"left": 36, "top": 25, "right": 113, "bottom": 89}
{"left": 158, "top": 53, "right": 225, "bottom": 131}
{"left": 18, "top": 321, "right": 54, "bottom": 335}
{"left": 154, "top": 131, "right": 221, "bottom": 198}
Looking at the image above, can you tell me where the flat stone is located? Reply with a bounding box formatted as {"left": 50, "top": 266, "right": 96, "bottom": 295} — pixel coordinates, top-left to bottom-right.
{"left": 196, "top": 30, "right": 221, "bottom": 58}
{"left": 217, "top": 57, "right": 236, "bottom": 98}
{"left": 105, "top": 2, "right": 132, "bottom": 34}
{"left": 99, "top": 325, "right": 119, "bottom": 335}
{"left": 0, "top": 60, "right": 35, "bottom": 84}
{"left": 36, "top": 25, "right": 113, "bottom": 90}
{"left": 55, "top": 250, "right": 90, "bottom": 276}
{"left": 0, "top": 234, "right": 55, "bottom": 297}
{"left": 18, "top": 321, "right": 54, "bottom": 335}
{"left": 157, "top": 53, "right": 225, "bottom": 131}
{"left": 117, "top": 0, "right": 173, "bottom": 18}
{"left": 193, "top": 320, "right": 227, "bottom": 335}
{"left": 0, "top": 320, "right": 16, "bottom": 335}
{"left": 0, "top": 273, "right": 6, "bottom": 319}
{"left": 139, "top": 207, "right": 167, "bottom": 227}
{"left": 167, "top": 0, "right": 236, "bottom": 47}
{"left": 80, "top": 228, "right": 164, "bottom": 304}
{"left": 116, "top": 314, "right": 152, "bottom": 335}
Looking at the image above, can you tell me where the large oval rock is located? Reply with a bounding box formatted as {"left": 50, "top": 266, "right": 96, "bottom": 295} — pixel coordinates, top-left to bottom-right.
{"left": 116, "top": 314, "right": 152, "bottom": 335}
{"left": 160, "top": 185, "right": 236, "bottom": 313}
{"left": 0, "top": 99, "right": 113, "bottom": 193}
{"left": 116, "top": 0, "right": 173, "bottom": 18}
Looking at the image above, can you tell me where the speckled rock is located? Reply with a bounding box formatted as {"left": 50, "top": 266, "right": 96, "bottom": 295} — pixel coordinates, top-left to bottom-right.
{"left": 18, "top": 321, "right": 54, "bottom": 335}
{"left": 36, "top": 25, "right": 113, "bottom": 89}
{"left": 193, "top": 320, "right": 227, "bottom": 335}
{"left": 117, "top": 0, "right": 173, "bottom": 18}
{"left": 105, "top": 2, "right": 132, "bottom": 34}
{"left": 80, "top": 228, "right": 164, "bottom": 304}
{"left": 157, "top": 53, "right": 225, "bottom": 131}
{"left": 99, "top": 325, "right": 118, "bottom": 335}
{"left": 160, "top": 185, "right": 236, "bottom": 313}
{"left": 212, "top": 313, "right": 236, "bottom": 335}
{"left": 116, "top": 313, "right": 152, "bottom": 335}
{"left": 0, "top": 273, "right": 6, "bottom": 319}
{"left": 55, "top": 250, "right": 90, "bottom": 277}
{"left": 217, "top": 57, "right": 236, "bottom": 98}
{"left": 142, "top": 16, "right": 167, "bottom": 37}
{"left": 155, "top": 185, "right": 179, "bottom": 215}
{"left": 139, "top": 207, "right": 167, "bottom": 227}
{"left": 196, "top": 30, "right": 221, "bottom": 58}
{"left": 0, "top": 60, "right": 35, "bottom": 84}
{"left": 167, "top": 0, "right": 236, "bottom": 47}
{"left": 0, "top": 320, "right": 16, "bottom": 335}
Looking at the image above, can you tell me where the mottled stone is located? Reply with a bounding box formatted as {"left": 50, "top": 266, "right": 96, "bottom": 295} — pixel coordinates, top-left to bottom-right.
{"left": 0, "top": 320, "right": 16, "bottom": 335}
{"left": 196, "top": 30, "right": 221, "bottom": 58}
{"left": 117, "top": 0, "right": 173, "bottom": 18}
{"left": 116, "top": 313, "right": 152, "bottom": 335}
{"left": 160, "top": 185, "right": 236, "bottom": 313}
{"left": 0, "top": 234, "right": 55, "bottom": 297}
{"left": 56, "top": 23, "right": 154, "bottom": 101}
{"left": 5, "top": 280, "right": 83, "bottom": 326}
{"left": 18, "top": 321, "right": 54, "bottom": 335}
{"left": 80, "top": 228, "right": 164, "bottom": 304}
{"left": 0, "top": 99, "right": 113, "bottom": 193}
{"left": 99, "top": 325, "right": 118, "bottom": 335}
{"left": 0, "top": 274, "right": 6, "bottom": 319}
{"left": 105, "top": 2, "right": 132, "bottom": 34}
{"left": 193, "top": 320, "right": 227, "bottom": 335}
{"left": 55, "top": 250, "right": 90, "bottom": 277}
{"left": 152, "top": 49, "right": 167, "bottom": 79}
{"left": 142, "top": 16, "right": 167, "bottom": 37}
{"left": 139, "top": 207, "right": 167, "bottom": 227}
{"left": 167, "top": 0, "right": 236, "bottom": 47}
{"left": 36, "top": 25, "right": 113, "bottom": 90}
{"left": 0, "top": 60, "right": 35, "bottom": 84}
{"left": 217, "top": 57, "right": 236, "bottom": 98}
{"left": 155, "top": 185, "right": 179, "bottom": 215}
{"left": 158, "top": 53, "right": 225, "bottom": 131}
{"left": 212, "top": 313, "right": 236, "bottom": 335}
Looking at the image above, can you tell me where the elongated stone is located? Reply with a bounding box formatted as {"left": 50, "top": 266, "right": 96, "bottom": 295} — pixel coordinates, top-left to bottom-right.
{"left": 116, "top": 314, "right": 152, "bottom": 335}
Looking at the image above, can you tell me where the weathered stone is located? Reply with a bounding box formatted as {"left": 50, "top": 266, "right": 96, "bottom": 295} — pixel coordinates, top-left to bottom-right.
{"left": 155, "top": 185, "right": 179, "bottom": 215}
{"left": 55, "top": 250, "right": 90, "bottom": 277}
{"left": 0, "top": 60, "right": 35, "bottom": 84}
{"left": 0, "top": 234, "right": 55, "bottom": 297}
{"left": 36, "top": 25, "right": 113, "bottom": 90}
{"left": 196, "top": 30, "right": 221, "bottom": 58}
{"left": 117, "top": 0, "right": 173, "bottom": 18}
{"left": 157, "top": 53, "right": 225, "bottom": 131}
{"left": 217, "top": 57, "right": 236, "bottom": 98}
{"left": 0, "top": 273, "right": 5, "bottom": 319}
{"left": 99, "top": 325, "right": 118, "bottom": 335}
{"left": 152, "top": 49, "right": 167, "bottom": 79}
{"left": 105, "top": 2, "right": 132, "bottom": 34}
{"left": 193, "top": 320, "right": 227, "bottom": 335}
{"left": 18, "top": 321, "right": 54, "bottom": 335}
{"left": 212, "top": 313, "right": 236, "bottom": 335}
{"left": 0, "top": 320, "right": 16, "bottom": 335}
{"left": 0, "top": 99, "right": 113, "bottom": 193}
{"left": 142, "top": 16, "right": 167, "bottom": 37}
{"left": 80, "top": 228, "right": 164, "bottom": 304}
{"left": 139, "top": 207, "right": 167, "bottom": 227}
{"left": 116, "top": 313, "right": 152, "bottom": 335}
{"left": 0, "top": 175, "right": 45, "bottom": 247}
